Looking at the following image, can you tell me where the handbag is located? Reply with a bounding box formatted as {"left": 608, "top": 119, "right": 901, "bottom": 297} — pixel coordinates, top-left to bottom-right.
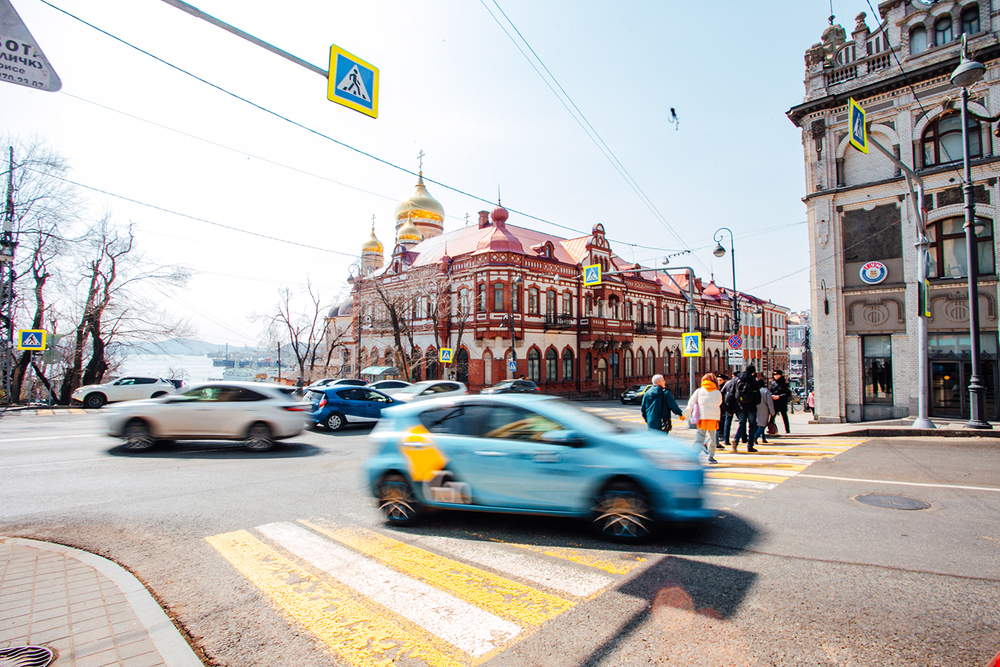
{"left": 688, "top": 400, "right": 701, "bottom": 427}
{"left": 767, "top": 422, "right": 777, "bottom": 436}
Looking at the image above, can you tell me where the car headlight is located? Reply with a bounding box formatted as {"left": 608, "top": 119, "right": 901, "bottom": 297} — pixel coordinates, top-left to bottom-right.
{"left": 640, "top": 449, "right": 702, "bottom": 471}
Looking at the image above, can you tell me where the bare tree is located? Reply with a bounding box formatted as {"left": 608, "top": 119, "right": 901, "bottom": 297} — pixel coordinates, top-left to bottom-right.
{"left": 257, "top": 282, "right": 335, "bottom": 382}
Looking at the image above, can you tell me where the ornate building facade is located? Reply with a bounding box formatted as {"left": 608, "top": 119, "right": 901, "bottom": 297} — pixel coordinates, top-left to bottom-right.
{"left": 788, "top": 1, "right": 1000, "bottom": 422}
{"left": 330, "top": 173, "right": 790, "bottom": 397}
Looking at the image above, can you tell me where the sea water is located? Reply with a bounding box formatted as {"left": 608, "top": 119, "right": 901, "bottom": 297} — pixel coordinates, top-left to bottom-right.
{"left": 116, "top": 354, "right": 220, "bottom": 385}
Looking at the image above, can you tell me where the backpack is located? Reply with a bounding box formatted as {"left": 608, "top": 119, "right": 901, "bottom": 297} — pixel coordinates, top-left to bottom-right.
{"left": 735, "top": 375, "right": 759, "bottom": 409}
{"left": 722, "top": 380, "right": 739, "bottom": 412}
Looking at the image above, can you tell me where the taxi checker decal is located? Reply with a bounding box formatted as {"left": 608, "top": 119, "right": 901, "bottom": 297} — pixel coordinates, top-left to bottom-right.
{"left": 859, "top": 261, "right": 888, "bottom": 285}
{"left": 397, "top": 425, "right": 471, "bottom": 504}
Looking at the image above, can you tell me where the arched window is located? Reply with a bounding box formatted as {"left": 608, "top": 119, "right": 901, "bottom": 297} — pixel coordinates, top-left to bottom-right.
{"left": 585, "top": 351, "right": 593, "bottom": 380}
{"left": 610, "top": 296, "right": 620, "bottom": 320}
{"left": 425, "top": 348, "right": 439, "bottom": 380}
{"left": 585, "top": 295, "right": 593, "bottom": 315}
{"left": 597, "top": 298, "right": 605, "bottom": 318}
{"left": 637, "top": 348, "right": 645, "bottom": 378}
{"left": 546, "top": 289, "right": 556, "bottom": 315}
{"left": 493, "top": 283, "right": 504, "bottom": 311}
{"left": 528, "top": 287, "right": 539, "bottom": 314}
{"left": 934, "top": 15, "right": 953, "bottom": 45}
{"left": 647, "top": 349, "right": 655, "bottom": 376}
{"left": 624, "top": 349, "right": 633, "bottom": 378}
{"left": 458, "top": 288, "right": 469, "bottom": 315}
{"left": 909, "top": 25, "right": 928, "bottom": 54}
{"left": 478, "top": 284, "right": 486, "bottom": 311}
{"left": 626, "top": 301, "right": 634, "bottom": 321}
{"left": 665, "top": 349, "right": 672, "bottom": 374}
{"left": 562, "top": 349, "right": 574, "bottom": 381}
{"left": 545, "top": 348, "right": 558, "bottom": 382}
{"left": 456, "top": 348, "right": 469, "bottom": 384}
{"left": 528, "top": 348, "right": 541, "bottom": 382}
{"left": 927, "top": 216, "right": 994, "bottom": 278}
{"left": 512, "top": 283, "right": 520, "bottom": 312}
{"left": 562, "top": 291, "right": 573, "bottom": 316}
{"left": 922, "top": 114, "right": 981, "bottom": 166}
{"left": 674, "top": 307, "right": 681, "bottom": 328}
{"left": 961, "top": 5, "right": 980, "bottom": 35}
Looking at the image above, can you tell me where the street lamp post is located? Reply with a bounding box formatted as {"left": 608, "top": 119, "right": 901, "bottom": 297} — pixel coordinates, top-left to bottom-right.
{"left": 713, "top": 228, "right": 740, "bottom": 335}
{"left": 950, "top": 39, "right": 992, "bottom": 429}
{"left": 505, "top": 274, "right": 523, "bottom": 379}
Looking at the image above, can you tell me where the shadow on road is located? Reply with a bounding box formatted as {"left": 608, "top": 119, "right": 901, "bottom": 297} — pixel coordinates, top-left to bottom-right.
{"left": 307, "top": 424, "right": 376, "bottom": 437}
{"left": 105, "top": 441, "right": 324, "bottom": 459}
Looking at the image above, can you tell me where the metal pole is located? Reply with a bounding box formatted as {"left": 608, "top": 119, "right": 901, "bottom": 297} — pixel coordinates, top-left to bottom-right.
{"left": 687, "top": 269, "right": 696, "bottom": 398}
{"left": 960, "top": 86, "right": 991, "bottom": 428}
{"left": 1, "top": 146, "right": 16, "bottom": 405}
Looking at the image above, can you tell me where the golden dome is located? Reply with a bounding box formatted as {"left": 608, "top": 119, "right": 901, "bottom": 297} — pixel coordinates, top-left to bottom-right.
{"left": 396, "top": 215, "right": 423, "bottom": 245}
{"left": 395, "top": 173, "right": 444, "bottom": 238}
{"left": 361, "top": 225, "right": 383, "bottom": 255}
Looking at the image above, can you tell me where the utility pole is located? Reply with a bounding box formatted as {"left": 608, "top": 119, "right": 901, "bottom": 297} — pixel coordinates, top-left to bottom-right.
{"left": 1, "top": 146, "right": 17, "bottom": 405}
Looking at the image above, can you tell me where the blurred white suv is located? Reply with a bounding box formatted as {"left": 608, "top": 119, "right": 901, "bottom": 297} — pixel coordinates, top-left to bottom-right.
{"left": 72, "top": 376, "right": 177, "bottom": 408}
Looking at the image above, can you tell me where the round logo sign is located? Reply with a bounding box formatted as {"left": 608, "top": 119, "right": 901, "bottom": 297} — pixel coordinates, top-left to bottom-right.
{"left": 859, "top": 261, "right": 888, "bottom": 285}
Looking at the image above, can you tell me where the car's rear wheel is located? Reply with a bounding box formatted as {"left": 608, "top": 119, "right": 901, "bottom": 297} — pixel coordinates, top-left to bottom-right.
{"left": 123, "top": 419, "right": 154, "bottom": 450}
{"left": 244, "top": 423, "right": 274, "bottom": 451}
{"left": 376, "top": 474, "right": 421, "bottom": 526}
{"left": 592, "top": 481, "right": 655, "bottom": 543}
{"left": 84, "top": 393, "right": 106, "bottom": 409}
{"left": 325, "top": 412, "right": 345, "bottom": 431}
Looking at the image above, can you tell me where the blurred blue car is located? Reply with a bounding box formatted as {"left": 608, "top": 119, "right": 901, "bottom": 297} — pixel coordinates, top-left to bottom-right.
{"left": 306, "top": 386, "right": 400, "bottom": 431}
{"left": 363, "top": 394, "right": 711, "bottom": 542}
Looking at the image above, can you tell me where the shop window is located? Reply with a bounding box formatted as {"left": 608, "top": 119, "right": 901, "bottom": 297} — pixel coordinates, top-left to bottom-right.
{"left": 927, "top": 216, "right": 994, "bottom": 278}
{"left": 862, "top": 335, "right": 893, "bottom": 405}
{"left": 910, "top": 26, "right": 928, "bottom": 54}
{"left": 528, "top": 348, "right": 541, "bottom": 383}
{"left": 922, "top": 114, "right": 981, "bottom": 167}
{"left": 545, "top": 348, "right": 557, "bottom": 381}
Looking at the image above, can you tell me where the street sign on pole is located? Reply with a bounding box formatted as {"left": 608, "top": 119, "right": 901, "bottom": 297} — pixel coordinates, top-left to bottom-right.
{"left": 582, "top": 264, "right": 601, "bottom": 286}
{"left": 681, "top": 332, "right": 703, "bottom": 357}
{"left": 849, "top": 97, "right": 867, "bottom": 154}
{"left": 439, "top": 348, "right": 453, "bottom": 364}
{"left": 0, "top": 0, "right": 61, "bottom": 92}
{"left": 727, "top": 334, "right": 743, "bottom": 350}
{"left": 508, "top": 360, "right": 517, "bottom": 373}
{"left": 17, "top": 329, "right": 46, "bottom": 351}
{"left": 327, "top": 44, "right": 379, "bottom": 118}
{"left": 728, "top": 349, "right": 744, "bottom": 366}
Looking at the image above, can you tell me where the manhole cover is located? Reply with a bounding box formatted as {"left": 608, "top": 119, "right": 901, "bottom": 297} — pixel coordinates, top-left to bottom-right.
{"left": 854, "top": 494, "right": 931, "bottom": 510}
{"left": 0, "top": 646, "right": 55, "bottom": 667}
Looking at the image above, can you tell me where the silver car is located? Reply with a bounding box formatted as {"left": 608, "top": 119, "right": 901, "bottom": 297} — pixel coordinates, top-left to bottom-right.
{"left": 384, "top": 380, "right": 467, "bottom": 403}
{"left": 106, "top": 381, "right": 307, "bottom": 451}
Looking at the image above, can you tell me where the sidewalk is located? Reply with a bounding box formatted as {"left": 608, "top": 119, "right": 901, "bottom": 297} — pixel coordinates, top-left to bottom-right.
{"left": 0, "top": 538, "right": 202, "bottom": 667}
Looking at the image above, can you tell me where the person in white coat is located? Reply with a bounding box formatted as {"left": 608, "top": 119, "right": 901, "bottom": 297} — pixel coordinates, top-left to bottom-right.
{"left": 755, "top": 372, "right": 776, "bottom": 445}
{"left": 682, "top": 373, "right": 724, "bottom": 464}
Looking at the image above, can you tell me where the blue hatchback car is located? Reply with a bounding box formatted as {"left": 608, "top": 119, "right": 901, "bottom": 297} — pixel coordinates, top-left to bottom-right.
{"left": 306, "top": 386, "right": 400, "bottom": 431}
{"left": 363, "top": 394, "right": 711, "bottom": 542}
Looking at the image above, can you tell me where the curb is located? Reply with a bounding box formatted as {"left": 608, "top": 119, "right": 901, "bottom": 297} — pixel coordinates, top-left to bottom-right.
{"left": 4, "top": 538, "right": 203, "bottom": 667}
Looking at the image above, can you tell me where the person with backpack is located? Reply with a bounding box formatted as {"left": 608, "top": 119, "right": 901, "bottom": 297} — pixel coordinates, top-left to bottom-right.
{"left": 720, "top": 372, "right": 739, "bottom": 447}
{"left": 769, "top": 369, "right": 793, "bottom": 434}
{"left": 641, "top": 374, "right": 683, "bottom": 432}
{"left": 755, "top": 372, "right": 776, "bottom": 445}
{"left": 731, "top": 364, "right": 761, "bottom": 453}
{"left": 682, "top": 373, "right": 723, "bottom": 464}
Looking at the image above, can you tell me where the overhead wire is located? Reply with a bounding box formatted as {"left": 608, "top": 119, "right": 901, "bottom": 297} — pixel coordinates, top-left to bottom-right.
{"left": 38, "top": 0, "right": 692, "bottom": 255}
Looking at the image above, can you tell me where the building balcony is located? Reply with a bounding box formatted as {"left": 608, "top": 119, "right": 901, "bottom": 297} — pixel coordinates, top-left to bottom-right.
{"left": 543, "top": 313, "right": 577, "bottom": 330}
{"left": 635, "top": 322, "right": 657, "bottom": 335}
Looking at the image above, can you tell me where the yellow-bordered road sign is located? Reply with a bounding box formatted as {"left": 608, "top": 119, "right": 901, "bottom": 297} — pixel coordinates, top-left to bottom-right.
{"left": 17, "top": 329, "right": 46, "bottom": 351}
{"left": 849, "top": 97, "right": 867, "bottom": 154}
{"left": 583, "top": 264, "right": 601, "bottom": 286}
{"left": 439, "top": 348, "right": 453, "bottom": 364}
{"left": 682, "top": 332, "right": 703, "bottom": 357}
{"left": 327, "top": 44, "right": 379, "bottom": 118}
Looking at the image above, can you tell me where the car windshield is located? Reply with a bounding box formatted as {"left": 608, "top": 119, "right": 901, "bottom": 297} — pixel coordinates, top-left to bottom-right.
{"left": 535, "top": 398, "right": 628, "bottom": 434}
{"left": 393, "top": 383, "right": 429, "bottom": 395}
{"left": 492, "top": 381, "right": 515, "bottom": 389}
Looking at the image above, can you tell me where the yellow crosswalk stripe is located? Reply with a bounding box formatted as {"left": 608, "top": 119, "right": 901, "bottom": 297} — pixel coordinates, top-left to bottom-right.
{"left": 206, "top": 530, "right": 465, "bottom": 667}
{"left": 301, "top": 521, "right": 574, "bottom": 626}
{"left": 706, "top": 471, "right": 791, "bottom": 485}
{"left": 500, "top": 542, "right": 647, "bottom": 576}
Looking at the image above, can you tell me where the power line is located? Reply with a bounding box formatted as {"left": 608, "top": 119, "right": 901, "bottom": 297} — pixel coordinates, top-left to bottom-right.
{"left": 39, "top": 0, "right": 691, "bottom": 256}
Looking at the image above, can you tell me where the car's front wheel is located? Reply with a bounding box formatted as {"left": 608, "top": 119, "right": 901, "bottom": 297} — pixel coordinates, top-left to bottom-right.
{"left": 123, "top": 419, "right": 154, "bottom": 450}
{"left": 84, "top": 393, "right": 106, "bottom": 409}
{"left": 244, "top": 423, "right": 274, "bottom": 451}
{"left": 151, "top": 391, "right": 168, "bottom": 398}
{"left": 325, "top": 412, "right": 346, "bottom": 431}
{"left": 376, "top": 474, "right": 421, "bottom": 526}
{"left": 592, "top": 481, "right": 655, "bottom": 543}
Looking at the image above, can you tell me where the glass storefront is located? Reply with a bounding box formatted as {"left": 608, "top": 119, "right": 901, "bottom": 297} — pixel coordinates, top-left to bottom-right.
{"left": 862, "top": 335, "right": 893, "bottom": 405}
{"left": 928, "top": 333, "right": 998, "bottom": 420}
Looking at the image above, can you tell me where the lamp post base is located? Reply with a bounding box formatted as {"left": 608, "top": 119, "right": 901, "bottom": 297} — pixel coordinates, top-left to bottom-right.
{"left": 910, "top": 417, "right": 936, "bottom": 429}
{"left": 964, "top": 419, "right": 993, "bottom": 430}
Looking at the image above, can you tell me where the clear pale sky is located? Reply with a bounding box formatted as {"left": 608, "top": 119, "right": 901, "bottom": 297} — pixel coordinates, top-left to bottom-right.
{"left": 2, "top": 0, "right": 875, "bottom": 346}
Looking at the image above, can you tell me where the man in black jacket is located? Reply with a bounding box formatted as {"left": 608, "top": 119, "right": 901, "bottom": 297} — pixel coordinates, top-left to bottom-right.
{"left": 731, "top": 365, "right": 761, "bottom": 453}
{"left": 769, "top": 369, "right": 793, "bottom": 434}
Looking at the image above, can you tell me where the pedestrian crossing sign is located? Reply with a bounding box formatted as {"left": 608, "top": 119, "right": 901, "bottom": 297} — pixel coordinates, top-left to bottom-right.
{"left": 681, "top": 332, "right": 703, "bottom": 357}
{"left": 327, "top": 44, "right": 379, "bottom": 118}
{"left": 849, "top": 97, "right": 867, "bottom": 154}
{"left": 583, "top": 264, "right": 601, "bottom": 286}
{"left": 439, "top": 348, "right": 453, "bottom": 364}
{"left": 17, "top": 329, "right": 46, "bottom": 351}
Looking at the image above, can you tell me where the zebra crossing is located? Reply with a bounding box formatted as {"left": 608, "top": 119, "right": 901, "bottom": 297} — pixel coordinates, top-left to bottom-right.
{"left": 582, "top": 406, "right": 867, "bottom": 505}
{"left": 207, "top": 520, "right": 647, "bottom": 666}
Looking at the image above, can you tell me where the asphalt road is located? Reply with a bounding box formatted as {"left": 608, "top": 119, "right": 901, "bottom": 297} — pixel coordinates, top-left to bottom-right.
{"left": 0, "top": 405, "right": 997, "bottom": 666}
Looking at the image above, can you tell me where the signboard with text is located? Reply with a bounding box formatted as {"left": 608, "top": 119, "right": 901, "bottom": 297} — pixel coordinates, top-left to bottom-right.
{"left": 0, "top": 0, "right": 61, "bottom": 91}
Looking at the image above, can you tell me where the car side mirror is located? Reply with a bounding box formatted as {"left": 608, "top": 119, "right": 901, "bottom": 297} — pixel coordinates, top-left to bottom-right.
{"left": 540, "top": 430, "right": 584, "bottom": 447}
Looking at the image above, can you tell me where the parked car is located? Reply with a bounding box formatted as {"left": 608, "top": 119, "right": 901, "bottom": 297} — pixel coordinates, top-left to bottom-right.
{"left": 308, "top": 378, "right": 368, "bottom": 390}
{"left": 364, "top": 394, "right": 710, "bottom": 542}
{"left": 106, "top": 381, "right": 307, "bottom": 451}
{"left": 384, "top": 380, "right": 467, "bottom": 403}
{"left": 369, "top": 380, "right": 411, "bottom": 392}
{"left": 166, "top": 379, "right": 184, "bottom": 390}
{"left": 72, "top": 377, "right": 177, "bottom": 408}
{"left": 306, "top": 386, "right": 401, "bottom": 431}
{"left": 620, "top": 384, "right": 652, "bottom": 405}
{"left": 480, "top": 379, "right": 540, "bottom": 395}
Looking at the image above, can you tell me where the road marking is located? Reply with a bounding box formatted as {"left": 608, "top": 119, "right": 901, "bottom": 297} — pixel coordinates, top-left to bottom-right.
{"left": 257, "top": 522, "right": 521, "bottom": 657}
{"left": 410, "top": 534, "right": 614, "bottom": 597}
{"left": 706, "top": 471, "right": 791, "bottom": 485}
{"left": 500, "top": 542, "right": 647, "bottom": 575}
{"left": 301, "top": 521, "right": 573, "bottom": 626}
{"left": 206, "top": 530, "right": 464, "bottom": 667}
{"left": 798, "top": 474, "right": 1000, "bottom": 492}
{"left": 706, "top": 478, "right": 776, "bottom": 491}
{"left": 0, "top": 433, "right": 104, "bottom": 443}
